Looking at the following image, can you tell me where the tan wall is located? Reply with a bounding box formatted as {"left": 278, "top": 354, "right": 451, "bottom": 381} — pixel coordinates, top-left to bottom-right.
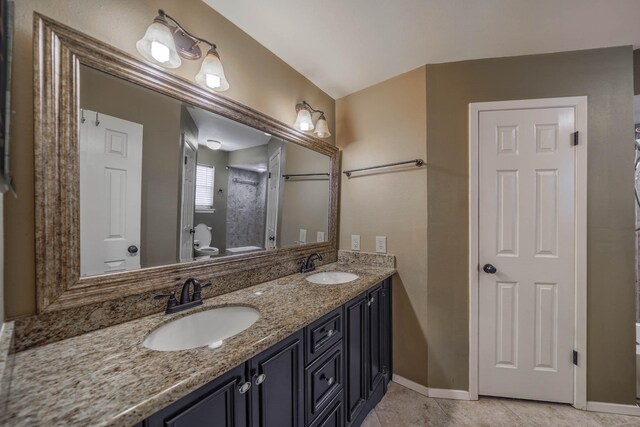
{"left": 426, "top": 47, "right": 636, "bottom": 403}
{"left": 5, "top": 0, "right": 334, "bottom": 318}
{"left": 228, "top": 145, "right": 268, "bottom": 167}
{"left": 80, "top": 66, "right": 182, "bottom": 268}
{"left": 336, "top": 67, "right": 428, "bottom": 386}
{"left": 634, "top": 49, "right": 639, "bottom": 95}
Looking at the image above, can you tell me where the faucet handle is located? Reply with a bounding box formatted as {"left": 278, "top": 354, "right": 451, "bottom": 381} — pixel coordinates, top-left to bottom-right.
{"left": 193, "top": 281, "right": 212, "bottom": 302}
{"left": 154, "top": 291, "right": 178, "bottom": 313}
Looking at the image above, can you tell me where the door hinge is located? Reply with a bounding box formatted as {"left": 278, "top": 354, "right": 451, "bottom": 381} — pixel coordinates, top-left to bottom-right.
{"left": 572, "top": 131, "right": 579, "bottom": 146}
{"left": 573, "top": 350, "right": 578, "bottom": 366}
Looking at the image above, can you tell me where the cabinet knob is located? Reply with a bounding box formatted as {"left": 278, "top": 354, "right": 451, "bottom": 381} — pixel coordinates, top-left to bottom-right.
{"left": 320, "top": 373, "right": 335, "bottom": 386}
{"left": 238, "top": 381, "right": 251, "bottom": 394}
{"left": 327, "top": 329, "right": 335, "bottom": 337}
{"left": 255, "top": 373, "right": 267, "bottom": 385}
{"left": 368, "top": 297, "right": 375, "bottom": 306}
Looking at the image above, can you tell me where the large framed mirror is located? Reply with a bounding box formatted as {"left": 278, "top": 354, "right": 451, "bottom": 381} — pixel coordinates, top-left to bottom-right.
{"left": 34, "top": 14, "right": 339, "bottom": 312}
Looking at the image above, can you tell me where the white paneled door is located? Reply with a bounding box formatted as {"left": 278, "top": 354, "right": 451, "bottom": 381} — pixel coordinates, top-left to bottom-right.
{"left": 80, "top": 110, "right": 143, "bottom": 277}
{"left": 478, "top": 107, "right": 576, "bottom": 403}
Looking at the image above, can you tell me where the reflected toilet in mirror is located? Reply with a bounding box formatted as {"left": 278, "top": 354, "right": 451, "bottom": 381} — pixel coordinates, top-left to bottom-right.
{"left": 78, "top": 64, "right": 330, "bottom": 277}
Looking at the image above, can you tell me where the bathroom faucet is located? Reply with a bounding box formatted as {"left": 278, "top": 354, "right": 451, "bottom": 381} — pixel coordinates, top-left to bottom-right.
{"left": 299, "top": 253, "right": 323, "bottom": 273}
{"left": 154, "top": 278, "right": 212, "bottom": 314}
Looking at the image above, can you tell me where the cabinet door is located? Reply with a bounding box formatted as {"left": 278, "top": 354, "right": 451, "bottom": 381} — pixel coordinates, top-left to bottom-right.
{"left": 250, "top": 330, "right": 304, "bottom": 427}
{"left": 367, "top": 284, "right": 385, "bottom": 394}
{"left": 344, "top": 294, "right": 367, "bottom": 425}
{"left": 146, "top": 364, "right": 248, "bottom": 427}
{"left": 381, "top": 278, "right": 392, "bottom": 384}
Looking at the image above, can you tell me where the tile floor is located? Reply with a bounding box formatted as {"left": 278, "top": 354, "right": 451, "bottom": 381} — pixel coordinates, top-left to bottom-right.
{"left": 361, "top": 382, "right": 640, "bottom": 427}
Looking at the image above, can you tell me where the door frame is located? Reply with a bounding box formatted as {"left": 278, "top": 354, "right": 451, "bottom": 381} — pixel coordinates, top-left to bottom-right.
{"left": 468, "top": 97, "right": 588, "bottom": 409}
{"left": 178, "top": 133, "right": 198, "bottom": 262}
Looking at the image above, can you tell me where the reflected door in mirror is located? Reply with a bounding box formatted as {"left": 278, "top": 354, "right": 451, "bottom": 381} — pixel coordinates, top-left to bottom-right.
{"left": 265, "top": 148, "right": 281, "bottom": 249}
{"left": 79, "top": 110, "right": 143, "bottom": 276}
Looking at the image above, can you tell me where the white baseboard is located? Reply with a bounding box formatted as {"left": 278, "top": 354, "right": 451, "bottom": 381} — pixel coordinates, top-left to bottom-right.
{"left": 391, "top": 374, "right": 471, "bottom": 400}
{"left": 392, "top": 374, "right": 429, "bottom": 396}
{"left": 428, "top": 387, "right": 471, "bottom": 400}
{"left": 586, "top": 401, "right": 640, "bottom": 417}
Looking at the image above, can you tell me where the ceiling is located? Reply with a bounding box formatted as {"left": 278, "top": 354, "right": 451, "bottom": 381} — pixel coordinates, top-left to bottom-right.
{"left": 187, "top": 106, "right": 272, "bottom": 151}
{"left": 204, "top": 0, "right": 640, "bottom": 99}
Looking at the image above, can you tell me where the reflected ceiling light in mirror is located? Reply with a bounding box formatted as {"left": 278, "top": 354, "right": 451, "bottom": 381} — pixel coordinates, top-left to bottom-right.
{"left": 136, "top": 10, "right": 229, "bottom": 91}
{"left": 206, "top": 139, "right": 222, "bottom": 150}
{"left": 293, "top": 101, "right": 331, "bottom": 138}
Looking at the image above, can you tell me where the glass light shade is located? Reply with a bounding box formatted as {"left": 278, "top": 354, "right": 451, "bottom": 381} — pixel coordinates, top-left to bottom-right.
{"left": 195, "top": 50, "right": 230, "bottom": 92}
{"left": 294, "top": 108, "right": 314, "bottom": 131}
{"left": 136, "top": 21, "right": 181, "bottom": 68}
{"left": 314, "top": 117, "right": 331, "bottom": 138}
{"left": 206, "top": 140, "right": 222, "bottom": 150}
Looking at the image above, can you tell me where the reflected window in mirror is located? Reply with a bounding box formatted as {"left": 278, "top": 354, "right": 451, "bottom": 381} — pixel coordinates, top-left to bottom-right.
{"left": 78, "top": 64, "right": 331, "bottom": 278}
{"left": 195, "top": 164, "right": 215, "bottom": 212}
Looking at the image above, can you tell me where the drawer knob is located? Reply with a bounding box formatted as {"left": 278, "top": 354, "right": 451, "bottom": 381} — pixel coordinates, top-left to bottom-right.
{"left": 327, "top": 329, "right": 335, "bottom": 337}
{"left": 255, "top": 373, "right": 267, "bottom": 385}
{"left": 320, "top": 374, "right": 335, "bottom": 385}
{"left": 238, "top": 381, "right": 251, "bottom": 394}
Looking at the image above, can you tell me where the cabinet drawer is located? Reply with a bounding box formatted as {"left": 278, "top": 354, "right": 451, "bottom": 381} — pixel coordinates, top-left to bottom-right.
{"left": 309, "top": 392, "right": 344, "bottom": 427}
{"left": 305, "top": 341, "right": 344, "bottom": 425}
{"left": 305, "top": 307, "right": 343, "bottom": 364}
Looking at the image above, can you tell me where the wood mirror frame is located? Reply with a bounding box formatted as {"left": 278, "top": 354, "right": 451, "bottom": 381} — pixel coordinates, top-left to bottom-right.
{"left": 34, "top": 14, "right": 339, "bottom": 313}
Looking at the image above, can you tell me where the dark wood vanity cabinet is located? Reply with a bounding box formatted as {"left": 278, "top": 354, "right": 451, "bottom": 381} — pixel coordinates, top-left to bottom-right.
{"left": 250, "top": 331, "right": 305, "bottom": 427}
{"left": 142, "top": 279, "right": 391, "bottom": 427}
{"left": 146, "top": 364, "right": 249, "bottom": 427}
{"left": 344, "top": 279, "right": 392, "bottom": 427}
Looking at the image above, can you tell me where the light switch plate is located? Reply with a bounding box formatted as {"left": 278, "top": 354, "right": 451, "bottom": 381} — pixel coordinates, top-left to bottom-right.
{"left": 375, "top": 236, "right": 387, "bottom": 254}
{"left": 317, "top": 231, "right": 325, "bottom": 242}
{"left": 299, "top": 229, "right": 307, "bottom": 243}
{"left": 351, "top": 235, "right": 361, "bottom": 251}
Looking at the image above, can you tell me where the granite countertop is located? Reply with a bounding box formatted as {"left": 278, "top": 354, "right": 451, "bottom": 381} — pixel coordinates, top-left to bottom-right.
{"left": 2, "top": 261, "right": 395, "bottom": 426}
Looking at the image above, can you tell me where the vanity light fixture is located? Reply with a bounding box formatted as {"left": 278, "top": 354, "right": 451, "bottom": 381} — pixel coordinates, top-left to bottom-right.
{"left": 294, "top": 101, "right": 331, "bottom": 138}
{"left": 206, "top": 139, "right": 222, "bottom": 150}
{"left": 136, "top": 9, "right": 229, "bottom": 91}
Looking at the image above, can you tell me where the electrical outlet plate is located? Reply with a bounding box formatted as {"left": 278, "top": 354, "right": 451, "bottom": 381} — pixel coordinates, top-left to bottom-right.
{"left": 375, "top": 236, "right": 387, "bottom": 254}
{"left": 299, "top": 229, "right": 307, "bottom": 243}
{"left": 351, "top": 235, "right": 361, "bottom": 251}
{"left": 317, "top": 231, "right": 325, "bottom": 242}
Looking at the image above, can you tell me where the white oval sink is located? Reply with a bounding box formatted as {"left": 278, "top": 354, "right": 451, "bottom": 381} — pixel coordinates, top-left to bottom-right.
{"left": 143, "top": 306, "right": 260, "bottom": 351}
{"left": 306, "top": 271, "right": 359, "bottom": 285}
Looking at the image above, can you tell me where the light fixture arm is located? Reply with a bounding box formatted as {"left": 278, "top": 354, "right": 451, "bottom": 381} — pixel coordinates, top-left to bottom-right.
{"left": 297, "top": 100, "right": 326, "bottom": 118}
{"left": 157, "top": 9, "right": 217, "bottom": 51}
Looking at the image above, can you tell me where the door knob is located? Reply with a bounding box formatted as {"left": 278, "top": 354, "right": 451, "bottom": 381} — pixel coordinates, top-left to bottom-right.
{"left": 483, "top": 264, "right": 497, "bottom": 274}
{"left": 127, "top": 245, "right": 139, "bottom": 255}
